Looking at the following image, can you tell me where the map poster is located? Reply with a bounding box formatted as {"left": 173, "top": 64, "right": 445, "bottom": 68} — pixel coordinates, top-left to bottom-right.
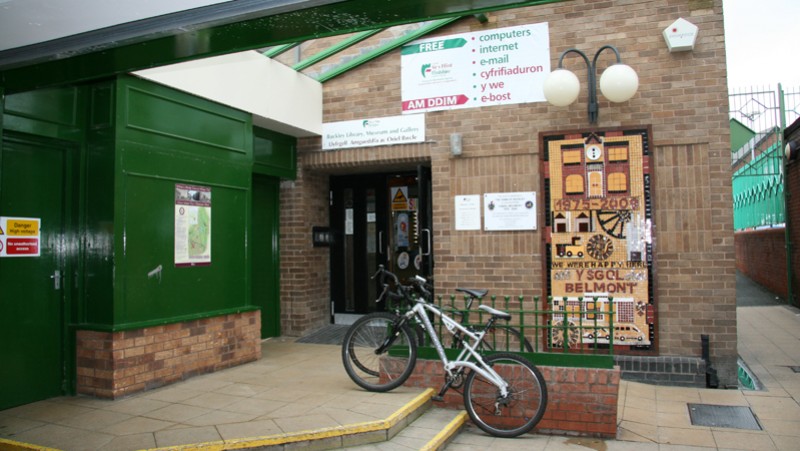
{"left": 175, "top": 184, "right": 211, "bottom": 267}
{"left": 543, "top": 130, "right": 654, "bottom": 349}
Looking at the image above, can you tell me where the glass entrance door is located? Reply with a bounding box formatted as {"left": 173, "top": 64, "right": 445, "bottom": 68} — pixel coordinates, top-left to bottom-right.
{"left": 330, "top": 174, "right": 387, "bottom": 319}
{"left": 330, "top": 169, "right": 433, "bottom": 321}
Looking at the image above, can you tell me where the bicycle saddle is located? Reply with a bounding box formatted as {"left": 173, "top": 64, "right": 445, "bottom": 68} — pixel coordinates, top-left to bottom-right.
{"left": 478, "top": 304, "right": 512, "bottom": 321}
{"left": 455, "top": 288, "right": 487, "bottom": 298}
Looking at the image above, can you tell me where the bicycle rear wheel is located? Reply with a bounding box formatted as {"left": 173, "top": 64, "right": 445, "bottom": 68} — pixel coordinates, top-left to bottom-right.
{"left": 463, "top": 353, "right": 547, "bottom": 437}
{"left": 341, "top": 312, "right": 417, "bottom": 392}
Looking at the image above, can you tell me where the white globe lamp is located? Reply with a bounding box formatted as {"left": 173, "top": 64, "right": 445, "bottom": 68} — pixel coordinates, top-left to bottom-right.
{"left": 543, "top": 69, "right": 580, "bottom": 107}
{"left": 599, "top": 63, "right": 639, "bottom": 103}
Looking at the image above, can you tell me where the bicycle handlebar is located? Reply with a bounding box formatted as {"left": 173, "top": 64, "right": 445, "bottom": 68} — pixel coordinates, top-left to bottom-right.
{"left": 371, "top": 265, "right": 431, "bottom": 303}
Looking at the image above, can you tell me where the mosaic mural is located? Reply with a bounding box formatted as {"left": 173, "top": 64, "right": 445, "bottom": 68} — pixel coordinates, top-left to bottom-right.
{"left": 543, "top": 130, "right": 654, "bottom": 349}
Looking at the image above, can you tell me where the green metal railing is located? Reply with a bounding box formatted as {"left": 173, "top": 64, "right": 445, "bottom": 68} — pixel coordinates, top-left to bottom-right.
{"left": 404, "top": 294, "right": 616, "bottom": 369}
{"left": 730, "top": 84, "right": 800, "bottom": 231}
{"left": 732, "top": 143, "right": 785, "bottom": 230}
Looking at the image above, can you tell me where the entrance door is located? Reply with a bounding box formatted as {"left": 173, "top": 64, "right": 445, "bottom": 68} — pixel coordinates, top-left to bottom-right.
{"left": 330, "top": 174, "right": 388, "bottom": 319}
{"left": 0, "top": 134, "right": 70, "bottom": 409}
{"left": 330, "top": 169, "right": 433, "bottom": 321}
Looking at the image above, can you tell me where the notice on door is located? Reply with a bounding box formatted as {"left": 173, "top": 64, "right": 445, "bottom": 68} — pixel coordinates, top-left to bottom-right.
{"left": 175, "top": 184, "right": 211, "bottom": 267}
{"left": 0, "top": 216, "right": 41, "bottom": 257}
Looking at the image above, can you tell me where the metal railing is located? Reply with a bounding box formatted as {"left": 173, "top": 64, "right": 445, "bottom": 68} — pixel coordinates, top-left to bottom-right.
{"left": 730, "top": 84, "right": 799, "bottom": 230}
{"left": 411, "top": 294, "right": 617, "bottom": 369}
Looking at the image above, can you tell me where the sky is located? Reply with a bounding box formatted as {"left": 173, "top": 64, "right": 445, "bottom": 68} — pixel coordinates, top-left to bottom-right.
{"left": 723, "top": 0, "right": 800, "bottom": 90}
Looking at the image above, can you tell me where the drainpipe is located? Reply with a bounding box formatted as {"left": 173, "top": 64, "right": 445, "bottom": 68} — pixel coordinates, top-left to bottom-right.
{"left": 701, "top": 335, "right": 719, "bottom": 388}
{"left": 779, "top": 84, "right": 795, "bottom": 306}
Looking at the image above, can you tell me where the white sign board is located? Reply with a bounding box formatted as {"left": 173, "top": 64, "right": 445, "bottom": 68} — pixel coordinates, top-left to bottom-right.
{"left": 401, "top": 22, "right": 550, "bottom": 113}
{"left": 175, "top": 184, "right": 212, "bottom": 267}
{"left": 454, "top": 195, "right": 481, "bottom": 230}
{"left": 484, "top": 192, "right": 537, "bottom": 231}
{"left": 322, "top": 114, "right": 425, "bottom": 150}
{"left": 0, "top": 216, "right": 41, "bottom": 257}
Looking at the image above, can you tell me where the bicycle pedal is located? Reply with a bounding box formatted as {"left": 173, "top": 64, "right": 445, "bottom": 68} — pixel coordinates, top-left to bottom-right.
{"left": 431, "top": 395, "right": 444, "bottom": 402}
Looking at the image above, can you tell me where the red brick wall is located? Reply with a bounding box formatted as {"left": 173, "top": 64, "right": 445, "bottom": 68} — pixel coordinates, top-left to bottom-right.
{"left": 76, "top": 311, "right": 261, "bottom": 398}
{"left": 403, "top": 358, "right": 619, "bottom": 438}
{"left": 281, "top": 0, "right": 737, "bottom": 385}
{"left": 279, "top": 158, "right": 331, "bottom": 336}
{"left": 790, "top": 158, "right": 800, "bottom": 307}
{"left": 735, "top": 228, "right": 787, "bottom": 299}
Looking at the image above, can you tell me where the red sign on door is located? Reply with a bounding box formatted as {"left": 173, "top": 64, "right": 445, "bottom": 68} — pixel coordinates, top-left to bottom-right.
{"left": 6, "top": 238, "right": 39, "bottom": 255}
{"left": 1, "top": 217, "right": 41, "bottom": 257}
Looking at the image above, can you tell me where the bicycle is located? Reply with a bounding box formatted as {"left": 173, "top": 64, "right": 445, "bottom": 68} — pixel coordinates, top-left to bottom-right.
{"left": 450, "top": 288, "right": 534, "bottom": 353}
{"left": 341, "top": 265, "right": 548, "bottom": 438}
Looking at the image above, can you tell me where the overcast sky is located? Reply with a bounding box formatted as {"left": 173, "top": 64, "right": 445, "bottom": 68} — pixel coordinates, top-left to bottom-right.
{"left": 723, "top": 0, "right": 800, "bottom": 90}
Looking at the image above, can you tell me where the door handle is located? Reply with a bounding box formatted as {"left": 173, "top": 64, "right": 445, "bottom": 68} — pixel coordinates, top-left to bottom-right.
{"left": 422, "top": 229, "right": 432, "bottom": 256}
{"left": 378, "top": 231, "right": 384, "bottom": 255}
{"left": 50, "top": 270, "right": 61, "bottom": 290}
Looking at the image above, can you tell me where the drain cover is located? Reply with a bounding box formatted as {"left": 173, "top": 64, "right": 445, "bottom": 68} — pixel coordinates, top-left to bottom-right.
{"left": 688, "top": 404, "right": 761, "bottom": 430}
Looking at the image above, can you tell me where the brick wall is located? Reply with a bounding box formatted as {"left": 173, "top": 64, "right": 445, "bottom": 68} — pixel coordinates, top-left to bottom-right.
{"left": 735, "top": 228, "right": 788, "bottom": 298}
{"left": 784, "top": 124, "right": 800, "bottom": 306}
{"left": 401, "top": 358, "right": 619, "bottom": 438}
{"left": 280, "top": 0, "right": 737, "bottom": 385}
{"left": 788, "top": 131, "right": 800, "bottom": 307}
{"left": 76, "top": 311, "right": 261, "bottom": 399}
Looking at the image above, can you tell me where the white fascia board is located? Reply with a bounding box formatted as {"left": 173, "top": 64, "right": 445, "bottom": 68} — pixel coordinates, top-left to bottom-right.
{"left": 134, "top": 51, "right": 322, "bottom": 137}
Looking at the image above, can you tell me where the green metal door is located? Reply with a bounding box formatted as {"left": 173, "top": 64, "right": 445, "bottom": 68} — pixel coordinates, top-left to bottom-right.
{"left": 252, "top": 174, "right": 280, "bottom": 338}
{"left": 0, "top": 134, "right": 68, "bottom": 409}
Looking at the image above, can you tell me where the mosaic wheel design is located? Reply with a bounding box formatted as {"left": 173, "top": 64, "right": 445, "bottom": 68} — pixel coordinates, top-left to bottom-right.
{"left": 596, "top": 210, "right": 632, "bottom": 239}
{"left": 550, "top": 320, "right": 580, "bottom": 348}
{"left": 587, "top": 234, "right": 614, "bottom": 260}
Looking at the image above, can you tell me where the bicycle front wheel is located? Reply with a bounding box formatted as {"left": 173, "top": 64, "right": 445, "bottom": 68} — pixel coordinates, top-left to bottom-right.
{"left": 463, "top": 353, "right": 547, "bottom": 437}
{"left": 341, "top": 312, "right": 417, "bottom": 392}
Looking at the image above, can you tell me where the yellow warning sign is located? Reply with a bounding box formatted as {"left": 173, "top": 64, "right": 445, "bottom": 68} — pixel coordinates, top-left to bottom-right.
{"left": 7, "top": 219, "right": 39, "bottom": 236}
{"left": 391, "top": 187, "right": 409, "bottom": 211}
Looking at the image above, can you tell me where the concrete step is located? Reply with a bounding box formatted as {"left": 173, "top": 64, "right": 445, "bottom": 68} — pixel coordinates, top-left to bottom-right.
{"left": 348, "top": 406, "right": 468, "bottom": 451}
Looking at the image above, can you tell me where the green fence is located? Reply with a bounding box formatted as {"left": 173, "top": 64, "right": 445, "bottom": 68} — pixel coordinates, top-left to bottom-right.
{"left": 408, "top": 294, "right": 616, "bottom": 369}
{"left": 729, "top": 84, "right": 800, "bottom": 230}
{"left": 732, "top": 143, "right": 785, "bottom": 230}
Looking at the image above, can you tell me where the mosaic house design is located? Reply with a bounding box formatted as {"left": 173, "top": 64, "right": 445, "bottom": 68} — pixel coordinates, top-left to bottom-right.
{"left": 543, "top": 130, "right": 654, "bottom": 348}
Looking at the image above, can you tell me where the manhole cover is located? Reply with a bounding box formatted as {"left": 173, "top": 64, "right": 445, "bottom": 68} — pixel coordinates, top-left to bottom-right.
{"left": 688, "top": 404, "right": 761, "bottom": 430}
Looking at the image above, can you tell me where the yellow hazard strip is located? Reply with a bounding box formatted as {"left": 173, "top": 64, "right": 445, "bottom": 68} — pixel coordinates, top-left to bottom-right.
{"left": 420, "top": 411, "right": 468, "bottom": 451}
{"left": 0, "top": 438, "right": 61, "bottom": 451}
{"left": 143, "top": 388, "right": 435, "bottom": 451}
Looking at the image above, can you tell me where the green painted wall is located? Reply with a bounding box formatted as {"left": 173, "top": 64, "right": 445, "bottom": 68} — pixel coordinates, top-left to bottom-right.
{"left": 252, "top": 173, "right": 281, "bottom": 337}
{"left": 3, "top": 76, "right": 296, "bottom": 331}
{"left": 1, "top": 76, "right": 295, "bottom": 403}
{"left": 111, "top": 75, "right": 255, "bottom": 328}
{"left": 254, "top": 127, "right": 296, "bottom": 179}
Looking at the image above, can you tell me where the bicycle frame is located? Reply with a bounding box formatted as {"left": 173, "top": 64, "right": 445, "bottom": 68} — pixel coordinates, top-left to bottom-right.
{"left": 404, "top": 296, "right": 510, "bottom": 397}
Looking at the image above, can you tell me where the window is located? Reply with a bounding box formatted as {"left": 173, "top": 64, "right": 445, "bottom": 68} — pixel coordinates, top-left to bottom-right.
{"left": 608, "top": 146, "right": 628, "bottom": 161}
{"left": 575, "top": 212, "right": 591, "bottom": 232}
{"left": 563, "top": 150, "right": 582, "bottom": 164}
{"left": 565, "top": 174, "right": 584, "bottom": 194}
{"left": 608, "top": 172, "right": 628, "bottom": 193}
{"left": 554, "top": 213, "right": 568, "bottom": 233}
{"left": 616, "top": 300, "right": 635, "bottom": 323}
